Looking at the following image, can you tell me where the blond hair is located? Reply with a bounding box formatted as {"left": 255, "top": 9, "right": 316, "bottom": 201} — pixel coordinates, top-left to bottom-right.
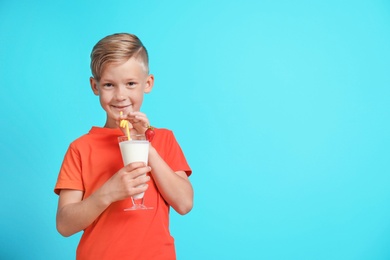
{"left": 90, "top": 33, "right": 149, "bottom": 81}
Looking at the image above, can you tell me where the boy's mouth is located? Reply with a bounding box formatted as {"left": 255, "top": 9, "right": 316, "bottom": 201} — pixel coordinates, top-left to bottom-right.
{"left": 112, "top": 105, "right": 133, "bottom": 115}
{"left": 112, "top": 104, "right": 132, "bottom": 110}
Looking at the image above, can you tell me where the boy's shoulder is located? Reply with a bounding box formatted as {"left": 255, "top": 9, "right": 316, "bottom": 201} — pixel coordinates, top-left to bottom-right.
{"left": 153, "top": 127, "right": 180, "bottom": 142}
{"left": 68, "top": 127, "right": 120, "bottom": 148}
{"left": 156, "top": 127, "right": 184, "bottom": 137}
{"left": 154, "top": 127, "right": 172, "bottom": 134}
{"left": 67, "top": 131, "right": 93, "bottom": 151}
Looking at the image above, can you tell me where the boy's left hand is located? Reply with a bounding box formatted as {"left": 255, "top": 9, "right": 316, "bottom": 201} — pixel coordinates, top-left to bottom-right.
{"left": 118, "top": 111, "right": 150, "bottom": 135}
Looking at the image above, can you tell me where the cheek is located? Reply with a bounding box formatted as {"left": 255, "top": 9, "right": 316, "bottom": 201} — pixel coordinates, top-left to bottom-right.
{"left": 131, "top": 91, "right": 144, "bottom": 102}
{"left": 99, "top": 93, "right": 112, "bottom": 106}
{"left": 131, "top": 93, "right": 145, "bottom": 109}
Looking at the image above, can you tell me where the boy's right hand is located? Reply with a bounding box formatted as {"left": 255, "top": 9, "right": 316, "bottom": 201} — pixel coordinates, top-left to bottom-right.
{"left": 102, "top": 162, "right": 151, "bottom": 203}
{"left": 56, "top": 162, "right": 151, "bottom": 237}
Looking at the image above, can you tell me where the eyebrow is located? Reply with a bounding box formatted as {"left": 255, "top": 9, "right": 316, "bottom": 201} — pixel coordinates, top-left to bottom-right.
{"left": 99, "top": 77, "right": 140, "bottom": 83}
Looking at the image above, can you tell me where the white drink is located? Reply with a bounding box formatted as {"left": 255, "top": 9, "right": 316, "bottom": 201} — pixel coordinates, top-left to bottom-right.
{"left": 119, "top": 140, "right": 149, "bottom": 199}
{"left": 119, "top": 140, "right": 149, "bottom": 166}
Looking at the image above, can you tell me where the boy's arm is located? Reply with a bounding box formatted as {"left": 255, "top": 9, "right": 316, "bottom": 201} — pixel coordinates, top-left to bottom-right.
{"left": 148, "top": 146, "right": 194, "bottom": 215}
{"left": 56, "top": 189, "right": 110, "bottom": 237}
{"left": 56, "top": 162, "right": 151, "bottom": 237}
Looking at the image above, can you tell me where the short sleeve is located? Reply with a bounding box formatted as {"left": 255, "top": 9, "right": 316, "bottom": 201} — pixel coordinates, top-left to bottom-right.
{"left": 54, "top": 145, "right": 85, "bottom": 195}
{"left": 163, "top": 130, "right": 192, "bottom": 177}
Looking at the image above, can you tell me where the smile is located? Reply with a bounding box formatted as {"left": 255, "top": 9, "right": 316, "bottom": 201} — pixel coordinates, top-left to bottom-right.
{"left": 112, "top": 105, "right": 131, "bottom": 109}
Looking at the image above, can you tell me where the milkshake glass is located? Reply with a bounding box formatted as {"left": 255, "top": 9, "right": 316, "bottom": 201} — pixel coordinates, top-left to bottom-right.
{"left": 118, "top": 134, "right": 152, "bottom": 210}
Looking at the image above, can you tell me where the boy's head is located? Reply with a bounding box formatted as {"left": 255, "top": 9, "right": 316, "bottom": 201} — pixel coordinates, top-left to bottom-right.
{"left": 89, "top": 33, "right": 154, "bottom": 129}
{"left": 90, "top": 33, "right": 149, "bottom": 81}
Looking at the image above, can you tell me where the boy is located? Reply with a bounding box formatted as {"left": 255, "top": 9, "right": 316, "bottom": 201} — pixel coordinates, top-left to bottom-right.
{"left": 54, "top": 33, "right": 193, "bottom": 259}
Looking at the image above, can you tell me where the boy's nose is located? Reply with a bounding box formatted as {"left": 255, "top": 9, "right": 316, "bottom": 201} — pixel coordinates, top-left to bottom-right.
{"left": 115, "top": 86, "right": 127, "bottom": 100}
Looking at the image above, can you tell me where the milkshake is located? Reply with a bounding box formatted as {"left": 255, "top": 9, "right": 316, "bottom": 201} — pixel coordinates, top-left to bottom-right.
{"left": 119, "top": 139, "right": 149, "bottom": 166}
{"left": 119, "top": 137, "right": 149, "bottom": 200}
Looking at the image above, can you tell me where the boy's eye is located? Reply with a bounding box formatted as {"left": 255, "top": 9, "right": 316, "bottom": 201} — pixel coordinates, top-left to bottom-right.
{"left": 127, "top": 82, "right": 137, "bottom": 88}
{"left": 103, "top": 83, "right": 113, "bottom": 88}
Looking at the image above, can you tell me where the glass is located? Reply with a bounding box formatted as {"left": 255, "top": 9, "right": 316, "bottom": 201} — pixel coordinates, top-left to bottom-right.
{"left": 118, "top": 134, "right": 153, "bottom": 210}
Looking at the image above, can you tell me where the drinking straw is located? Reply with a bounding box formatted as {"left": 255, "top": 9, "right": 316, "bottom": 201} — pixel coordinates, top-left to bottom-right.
{"left": 119, "top": 112, "right": 131, "bottom": 140}
{"left": 125, "top": 122, "right": 131, "bottom": 140}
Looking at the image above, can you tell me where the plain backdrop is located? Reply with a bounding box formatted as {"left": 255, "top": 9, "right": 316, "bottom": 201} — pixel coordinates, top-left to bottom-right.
{"left": 1, "top": 0, "right": 390, "bottom": 259}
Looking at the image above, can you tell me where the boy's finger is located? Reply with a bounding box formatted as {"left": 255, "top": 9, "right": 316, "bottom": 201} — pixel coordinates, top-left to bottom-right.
{"left": 124, "top": 163, "right": 151, "bottom": 177}
{"left": 125, "top": 161, "right": 146, "bottom": 170}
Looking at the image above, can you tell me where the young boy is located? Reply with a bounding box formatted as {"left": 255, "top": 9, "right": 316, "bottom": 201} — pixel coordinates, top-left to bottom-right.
{"left": 54, "top": 33, "right": 193, "bottom": 259}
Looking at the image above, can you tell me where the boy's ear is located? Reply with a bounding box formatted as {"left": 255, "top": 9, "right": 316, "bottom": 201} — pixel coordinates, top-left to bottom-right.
{"left": 144, "top": 74, "right": 154, "bottom": 94}
{"left": 90, "top": 77, "right": 99, "bottom": 95}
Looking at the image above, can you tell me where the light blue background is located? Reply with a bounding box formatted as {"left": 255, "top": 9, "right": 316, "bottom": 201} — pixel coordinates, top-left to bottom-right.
{"left": 1, "top": 0, "right": 389, "bottom": 259}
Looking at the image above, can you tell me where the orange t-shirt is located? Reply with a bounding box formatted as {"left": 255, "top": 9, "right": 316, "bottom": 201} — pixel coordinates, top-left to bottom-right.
{"left": 54, "top": 127, "right": 191, "bottom": 260}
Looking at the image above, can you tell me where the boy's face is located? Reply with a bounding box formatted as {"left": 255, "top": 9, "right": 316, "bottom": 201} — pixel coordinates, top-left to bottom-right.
{"left": 90, "top": 57, "right": 154, "bottom": 128}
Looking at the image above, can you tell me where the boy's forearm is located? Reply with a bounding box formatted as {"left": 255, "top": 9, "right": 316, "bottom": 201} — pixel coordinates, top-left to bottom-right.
{"left": 56, "top": 189, "right": 111, "bottom": 237}
{"left": 148, "top": 147, "right": 194, "bottom": 215}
